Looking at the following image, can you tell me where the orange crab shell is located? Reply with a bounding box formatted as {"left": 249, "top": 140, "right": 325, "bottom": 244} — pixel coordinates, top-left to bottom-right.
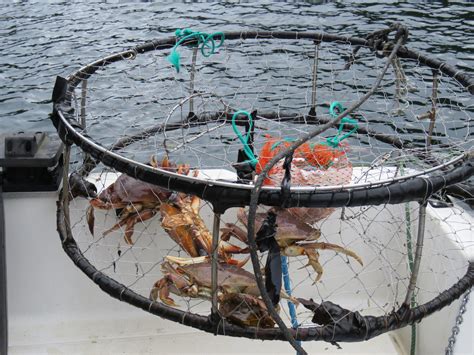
{"left": 299, "top": 142, "right": 346, "bottom": 169}
{"left": 255, "top": 135, "right": 349, "bottom": 185}
{"left": 255, "top": 135, "right": 280, "bottom": 174}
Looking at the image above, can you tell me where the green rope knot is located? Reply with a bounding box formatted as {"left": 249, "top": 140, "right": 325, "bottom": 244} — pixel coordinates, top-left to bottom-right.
{"left": 231, "top": 110, "right": 257, "bottom": 167}
{"left": 168, "top": 28, "right": 225, "bottom": 73}
{"left": 326, "top": 101, "right": 358, "bottom": 148}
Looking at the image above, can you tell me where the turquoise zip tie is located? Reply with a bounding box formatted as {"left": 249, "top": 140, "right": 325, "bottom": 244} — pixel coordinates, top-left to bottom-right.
{"left": 168, "top": 28, "right": 224, "bottom": 73}
{"left": 326, "top": 101, "right": 358, "bottom": 148}
{"left": 231, "top": 110, "right": 257, "bottom": 167}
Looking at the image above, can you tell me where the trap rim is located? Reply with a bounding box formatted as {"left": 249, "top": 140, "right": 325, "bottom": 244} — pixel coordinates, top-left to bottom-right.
{"left": 52, "top": 30, "right": 474, "bottom": 210}
{"left": 57, "top": 193, "right": 474, "bottom": 342}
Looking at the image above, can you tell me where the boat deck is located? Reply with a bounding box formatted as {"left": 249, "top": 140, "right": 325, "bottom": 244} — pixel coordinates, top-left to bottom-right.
{"left": 9, "top": 314, "right": 404, "bottom": 354}
{"left": 5, "top": 168, "right": 472, "bottom": 354}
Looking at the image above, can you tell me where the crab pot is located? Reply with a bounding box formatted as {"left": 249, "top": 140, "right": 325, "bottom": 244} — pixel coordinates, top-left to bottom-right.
{"left": 52, "top": 26, "right": 473, "bottom": 354}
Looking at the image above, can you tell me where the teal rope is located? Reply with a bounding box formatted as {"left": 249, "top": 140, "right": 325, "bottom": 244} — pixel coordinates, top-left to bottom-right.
{"left": 168, "top": 28, "right": 224, "bottom": 72}
{"left": 326, "top": 101, "right": 358, "bottom": 148}
{"left": 231, "top": 110, "right": 257, "bottom": 167}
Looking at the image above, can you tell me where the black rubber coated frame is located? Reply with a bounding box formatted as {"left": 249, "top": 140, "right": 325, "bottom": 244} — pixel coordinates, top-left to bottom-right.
{"left": 53, "top": 30, "right": 473, "bottom": 343}
{"left": 57, "top": 195, "right": 474, "bottom": 342}
{"left": 51, "top": 31, "right": 473, "bottom": 210}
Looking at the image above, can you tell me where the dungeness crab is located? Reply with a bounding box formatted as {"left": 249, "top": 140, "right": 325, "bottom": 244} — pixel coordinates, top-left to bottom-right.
{"left": 86, "top": 157, "right": 185, "bottom": 244}
{"left": 159, "top": 191, "right": 248, "bottom": 264}
{"left": 221, "top": 208, "right": 363, "bottom": 283}
{"left": 150, "top": 256, "right": 297, "bottom": 328}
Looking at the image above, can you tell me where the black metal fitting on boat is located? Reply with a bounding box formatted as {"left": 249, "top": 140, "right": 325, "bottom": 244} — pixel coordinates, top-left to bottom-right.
{"left": 0, "top": 132, "right": 64, "bottom": 192}
{"left": 0, "top": 183, "right": 7, "bottom": 355}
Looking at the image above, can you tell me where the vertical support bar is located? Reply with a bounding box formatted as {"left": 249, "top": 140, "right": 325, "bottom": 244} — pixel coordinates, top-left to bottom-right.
{"left": 404, "top": 202, "right": 427, "bottom": 305}
{"left": 393, "top": 57, "right": 402, "bottom": 113}
{"left": 80, "top": 79, "right": 87, "bottom": 128}
{"left": 404, "top": 198, "right": 417, "bottom": 355}
{"left": 310, "top": 41, "right": 320, "bottom": 112}
{"left": 211, "top": 212, "right": 221, "bottom": 326}
{"left": 417, "top": 69, "right": 438, "bottom": 146}
{"left": 404, "top": 69, "right": 438, "bottom": 304}
{"left": 189, "top": 47, "right": 198, "bottom": 114}
{"left": 0, "top": 184, "right": 8, "bottom": 355}
{"left": 62, "top": 145, "right": 71, "bottom": 233}
{"left": 427, "top": 70, "right": 438, "bottom": 148}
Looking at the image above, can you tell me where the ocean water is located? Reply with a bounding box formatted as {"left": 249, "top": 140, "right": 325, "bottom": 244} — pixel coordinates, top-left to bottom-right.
{"left": 1, "top": 0, "right": 472, "bottom": 140}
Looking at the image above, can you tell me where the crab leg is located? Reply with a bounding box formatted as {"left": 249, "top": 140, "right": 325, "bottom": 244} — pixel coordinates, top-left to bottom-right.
{"left": 86, "top": 201, "right": 128, "bottom": 236}
{"left": 302, "top": 242, "right": 364, "bottom": 266}
{"left": 86, "top": 205, "right": 96, "bottom": 236}
{"left": 165, "top": 255, "right": 209, "bottom": 265}
{"left": 103, "top": 208, "right": 157, "bottom": 244}
{"left": 89, "top": 198, "right": 128, "bottom": 210}
{"left": 221, "top": 223, "right": 249, "bottom": 243}
{"left": 302, "top": 249, "right": 324, "bottom": 283}
{"left": 165, "top": 254, "right": 249, "bottom": 269}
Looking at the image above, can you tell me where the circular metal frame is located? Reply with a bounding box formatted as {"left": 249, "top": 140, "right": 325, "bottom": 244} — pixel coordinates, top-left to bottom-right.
{"left": 51, "top": 31, "right": 473, "bottom": 210}
{"left": 57, "top": 194, "right": 474, "bottom": 342}
{"left": 53, "top": 29, "right": 474, "bottom": 348}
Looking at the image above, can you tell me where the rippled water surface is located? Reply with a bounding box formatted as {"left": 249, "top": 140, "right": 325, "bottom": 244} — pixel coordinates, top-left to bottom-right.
{"left": 1, "top": 1, "right": 472, "bottom": 135}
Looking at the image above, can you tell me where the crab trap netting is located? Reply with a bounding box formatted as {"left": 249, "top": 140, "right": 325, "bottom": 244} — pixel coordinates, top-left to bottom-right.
{"left": 52, "top": 25, "right": 473, "bottom": 352}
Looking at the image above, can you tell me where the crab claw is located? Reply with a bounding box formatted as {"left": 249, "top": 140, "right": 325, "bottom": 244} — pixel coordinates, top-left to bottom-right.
{"left": 286, "top": 242, "right": 363, "bottom": 283}
{"left": 177, "top": 164, "right": 190, "bottom": 176}
{"left": 220, "top": 223, "right": 249, "bottom": 244}
{"left": 219, "top": 240, "right": 249, "bottom": 255}
{"left": 151, "top": 155, "right": 175, "bottom": 170}
{"left": 304, "top": 242, "right": 364, "bottom": 267}
{"left": 225, "top": 256, "right": 250, "bottom": 268}
{"left": 150, "top": 278, "right": 180, "bottom": 307}
{"left": 151, "top": 261, "right": 200, "bottom": 306}
{"left": 86, "top": 205, "right": 95, "bottom": 236}
{"left": 150, "top": 278, "right": 173, "bottom": 305}
{"left": 150, "top": 155, "right": 161, "bottom": 168}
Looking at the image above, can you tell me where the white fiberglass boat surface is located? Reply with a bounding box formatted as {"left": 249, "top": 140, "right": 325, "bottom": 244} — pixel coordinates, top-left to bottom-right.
{"left": 4, "top": 168, "right": 473, "bottom": 354}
